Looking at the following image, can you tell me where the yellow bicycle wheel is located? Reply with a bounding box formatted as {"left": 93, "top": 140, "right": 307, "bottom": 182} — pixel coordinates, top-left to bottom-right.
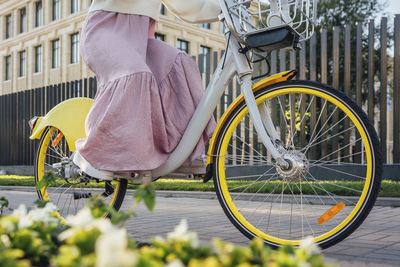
{"left": 212, "top": 80, "right": 381, "bottom": 249}
{"left": 34, "top": 126, "right": 127, "bottom": 219}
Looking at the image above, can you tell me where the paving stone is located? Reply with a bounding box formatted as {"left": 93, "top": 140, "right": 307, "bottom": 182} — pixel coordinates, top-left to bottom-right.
{"left": 1, "top": 188, "right": 400, "bottom": 267}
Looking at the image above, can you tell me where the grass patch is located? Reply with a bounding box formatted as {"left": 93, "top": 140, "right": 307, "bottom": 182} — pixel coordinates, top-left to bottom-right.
{"left": 0, "top": 175, "right": 399, "bottom": 198}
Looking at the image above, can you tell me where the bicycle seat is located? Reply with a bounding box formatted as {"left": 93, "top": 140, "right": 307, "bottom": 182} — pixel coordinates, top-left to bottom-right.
{"left": 244, "top": 25, "right": 300, "bottom": 52}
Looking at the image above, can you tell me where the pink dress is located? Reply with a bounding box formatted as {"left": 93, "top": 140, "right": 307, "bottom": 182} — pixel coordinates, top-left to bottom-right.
{"left": 75, "top": 11, "right": 216, "bottom": 172}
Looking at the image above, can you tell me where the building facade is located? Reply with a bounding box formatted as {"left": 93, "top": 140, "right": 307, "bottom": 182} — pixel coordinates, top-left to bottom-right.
{"left": 0, "top": 0, "right": 226, "bottom": 95}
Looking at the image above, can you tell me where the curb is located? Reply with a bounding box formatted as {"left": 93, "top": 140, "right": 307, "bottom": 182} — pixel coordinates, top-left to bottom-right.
{"left": 1, "top": 185, "right": 399, "bottom": 207}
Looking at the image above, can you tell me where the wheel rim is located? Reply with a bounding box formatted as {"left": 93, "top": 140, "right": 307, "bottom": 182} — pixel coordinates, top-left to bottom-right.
{"left": 36, "top": 127, "right": 121, "bottom": 219}
{"left": 215, "top": 87, "right": 374, "bottom": 246}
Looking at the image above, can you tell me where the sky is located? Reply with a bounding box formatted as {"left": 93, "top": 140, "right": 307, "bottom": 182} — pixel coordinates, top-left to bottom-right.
{"left": 381, "top": 0, "right": 400, "bottom": 16}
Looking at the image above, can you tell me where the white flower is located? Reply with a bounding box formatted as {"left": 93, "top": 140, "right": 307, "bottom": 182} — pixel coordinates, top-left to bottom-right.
{"left": 60, "top": 208, "right": 113, "bottom": 241}
{"left": 167, "top": 219, "right": 199, "bottom": 248}
{"left": 10, "top": 203, "right": 59, "bottom": 229}
{"left": 28, "top": 202, "right": 59, "bottom": 227}
{"left": 12, "top": 205, "right": 33, "bottom": 229}
{"left": 18, "top": 215, "right": 33, "bottom": 229}
{"left": 65, "top": 208, "right": 95, "bottom": 228}
{"left": 0, "top": 234, "right": 11, "bottom": 247}
{"left": 166, "top": 259, "right": 185, "bottom": 267}
{"left": 1, "top": 219, "right": 15, "bottom": 233}
{"left": 299, "top": 236, "right": 320, "bottom": 255}
{"left": 95, "top": 228, "right": 138, "bottom": 267}
{"left": 11, "top": 204, "right": 28, "bottom": 218}
{"left": 168, "top": 219, "right": 188, "bottom": 239}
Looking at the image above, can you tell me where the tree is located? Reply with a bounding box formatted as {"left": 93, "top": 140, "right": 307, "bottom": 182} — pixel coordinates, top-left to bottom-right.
{"left": 317, "top": 0, "right": 384, "bottom": 28}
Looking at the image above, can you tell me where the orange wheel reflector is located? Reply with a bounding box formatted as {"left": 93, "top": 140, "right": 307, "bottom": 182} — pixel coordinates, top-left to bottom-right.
{"left": 317, "top": 202, "right": 346, "bottom": 225}
{"left": 51, "top": 132, "right": 64, "bottom": 147}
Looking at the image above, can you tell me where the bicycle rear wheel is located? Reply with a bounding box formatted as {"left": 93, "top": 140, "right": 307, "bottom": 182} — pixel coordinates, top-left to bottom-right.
{"left": 212, "top": 80, "right": 382, "bottom": 249}
{"left": 35, "top": 126, "right": 127, "bottom": 219}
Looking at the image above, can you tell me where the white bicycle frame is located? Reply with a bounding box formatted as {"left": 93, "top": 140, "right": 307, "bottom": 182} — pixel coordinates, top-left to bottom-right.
{"left": 152, "top": 1, "right": 287, "bottom": 178}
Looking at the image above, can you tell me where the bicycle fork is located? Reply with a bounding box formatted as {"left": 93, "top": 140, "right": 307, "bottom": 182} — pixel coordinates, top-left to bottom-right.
{"left": 231, "top": 42, "right": 289, "bottom": 169}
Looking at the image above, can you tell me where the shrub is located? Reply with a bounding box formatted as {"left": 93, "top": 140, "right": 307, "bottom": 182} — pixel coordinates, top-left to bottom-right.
{"left": 0, "top": 184, "right": 334, "bottom": 267}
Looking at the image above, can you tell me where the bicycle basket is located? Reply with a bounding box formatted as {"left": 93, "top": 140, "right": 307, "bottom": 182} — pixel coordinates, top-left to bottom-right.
{"left": 223, "top": 0, "right": 317, "bottom": 49}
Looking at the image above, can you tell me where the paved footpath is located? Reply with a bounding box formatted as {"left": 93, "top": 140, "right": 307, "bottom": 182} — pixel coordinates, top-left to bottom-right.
{"left": 1, "top": 187, "right": 399, "bottom": 267}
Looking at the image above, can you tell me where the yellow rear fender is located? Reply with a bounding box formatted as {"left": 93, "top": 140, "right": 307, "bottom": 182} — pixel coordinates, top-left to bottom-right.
{"left": 206, "top": 70, "right": 296, "bottom": 165}
{"left": 29, "top": 97, "right": 93, "bottom": 151}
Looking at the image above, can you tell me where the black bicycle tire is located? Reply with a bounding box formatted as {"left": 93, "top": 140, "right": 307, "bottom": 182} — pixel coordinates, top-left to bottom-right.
{"left": 212, "top": 80, "right": 382, "bottom": 249}
{"left": 34, "top": 126, "right": 128, "bottom": 217}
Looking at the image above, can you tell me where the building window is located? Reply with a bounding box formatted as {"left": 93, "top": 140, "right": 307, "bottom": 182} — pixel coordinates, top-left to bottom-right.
{"left": 200, "top": 45, "right": 210, "bottom": 55}
{"left": 20, "top": 8, "right": 27, "bottom": 33}
{"left": 35, "top": 46, "right": 42, "bottom": 73}
{"left": 52, "top": 0, "right": 60, "bottom": 21}
{"left": 19, "top": 51, "right": 26, "bottom": 77}
{"left": 160, "top": 4, "right": 165, "bottom": 15}
{"left": 5, "top": 15, "right": 12, "bottom": 39}
{"left": 5, "top": 56, "right": 11, "bottom": 81}
{"left": 71, "top": 33, "right": 80, "bottom": 63}
{"left": 201, "top": 23, "right": 211, "bottom": 29}
{"left": 155, "top": 33, "right": 165, "bottom": 41}
{"left": 176, "top": 39, "right": 189, "bottom": 53}
{"left": 71, "top": 0, "right": 80, "bottom": 13}
{"left": 199, "top": 45, "right": 210, "bottom": 73}
{"left": 36, "top": 1, "right": 43, "bottom": 27}
{"left": 52, "top": 39, "right": 60, "bottom": 68}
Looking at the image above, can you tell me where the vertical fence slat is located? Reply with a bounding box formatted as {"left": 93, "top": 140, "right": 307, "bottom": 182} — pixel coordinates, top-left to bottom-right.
{"left": 5, "top": 94, "right": 9, "bottom": 164}
{"left": 1, "top": 96, "right": 4, "bottom": 164}
{"left": 205, "top": 53, "right": 211, "bottom": 87}
{"left": 236, "top": 80, "right": 242, "bottom": 164}
{"left": 79, "top": 80, "right": 83, "bottom": 97}
{"left": 227, "top": 79, "right": 233, "bottom": 164}
{"left": 368, "top": 20, "right": 375, "bottom": 123}
{"left": 380, "top": 17, "right": 387, "bottom": 163}
{"left": 299, "top": 42, "right": 306, "bottom": 147}
{"left": 16, "top": 92, "right": 21, "bottom": 164}
{"left": 212, "top": 51, "right": 219, "bottom": 120}
{"left": 354, "top": 23, "right": 363, "bottom": 163}
{"left": 309, "top": 34, "right": 317, "bottom": 158}
{"left": 0, "top": 96, "right": 3, "bottom": 164}
{"left": 332, "top": 26, "right": 340, "bottom": 161}
{"left": 279, "top": 49, "right": 287, "bottom": 143}
{"left": 320, "top": 28, "right": 328, "bottom": 157}
{"left": 343, "top": 24, "right": 351, "bottom": 161}
{"left": 6, "top": 95, "right": 10, "bottom": 164}
{"left": 30, "top": 89, "right": 35, "bottom": 164}
{"left": 394, "top": 15, "right": 400, "bottom": 163}
{"left": 20, "top": 92, "right": 25, "bottom": 165}
{"left": 219, "top": 53, "right": 226, "bottom": 119}
{"left": 270, "top": 51, "right": 278, "bottom": 139}
{"left": 290, "top": 50, "right": 296, "bottom": 70}
{"left": 11, "top": 94, "right": 17, "bottom": 164}
{"left": 83, "top": 78, "right": 88, "bottom": 97}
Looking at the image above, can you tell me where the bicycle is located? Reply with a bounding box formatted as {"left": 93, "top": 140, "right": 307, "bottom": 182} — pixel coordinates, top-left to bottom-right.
{"left": 29, "top": 0, "right": 382, "bottom": 249}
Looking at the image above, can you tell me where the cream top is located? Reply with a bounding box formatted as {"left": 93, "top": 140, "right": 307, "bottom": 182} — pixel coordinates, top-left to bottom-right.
{"left": 89, "top": 0, "right": 221, "bottom": 23}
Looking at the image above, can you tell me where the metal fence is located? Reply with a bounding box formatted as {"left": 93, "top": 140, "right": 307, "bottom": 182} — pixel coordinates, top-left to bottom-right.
{"left": 0, "top": 15, "right": 399, "bottom": 171}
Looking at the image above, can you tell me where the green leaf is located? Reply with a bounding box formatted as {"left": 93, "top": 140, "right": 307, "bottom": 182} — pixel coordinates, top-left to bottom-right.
{"left": 109, "top": 209, "right": 132, "bottom": 225}
{"left": 34, "top": 199, "right": 50, "bottom": 208}
{"left": 36, "top": 171, "right": 58, "bottom": 190}
{"left": 134, "top": 183, "right": 156, "bottom": 212}
{"left": 0, "top": 196, "right": 9, "bottom": 208}
{"left": 35, "top": 179, "right": 47, "bottom": 190}
{"left": 0, "top": 196, "right": 9, "bottom": 214}
{"left": 87, "top": 194, "right": 108, "bottom": 218}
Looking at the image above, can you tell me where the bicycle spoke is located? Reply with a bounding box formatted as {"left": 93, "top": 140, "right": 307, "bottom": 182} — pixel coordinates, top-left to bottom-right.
{"left": 214, "top": 85, "right": 379, "bottom": 247}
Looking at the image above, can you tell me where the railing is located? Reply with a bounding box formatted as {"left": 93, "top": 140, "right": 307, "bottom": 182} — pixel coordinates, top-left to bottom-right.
{"left": 0, "top": 15, "right": 399, "bottom": 178}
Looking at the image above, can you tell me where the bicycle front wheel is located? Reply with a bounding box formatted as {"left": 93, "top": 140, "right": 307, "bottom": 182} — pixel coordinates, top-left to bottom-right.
{"left": 213, "top": 80, "right": 382, "bottom": 249}
{"left": 35, "top": 126, "right": 127, "bottom": 219}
